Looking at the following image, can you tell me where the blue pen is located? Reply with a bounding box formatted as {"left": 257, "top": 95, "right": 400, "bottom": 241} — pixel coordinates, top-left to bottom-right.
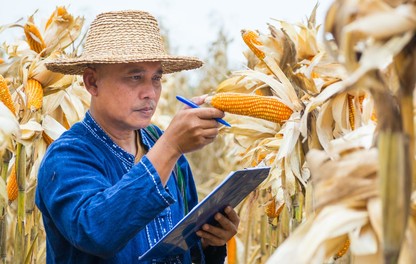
{"left": 176, "top": 95, "right": 231, "bottom": 127}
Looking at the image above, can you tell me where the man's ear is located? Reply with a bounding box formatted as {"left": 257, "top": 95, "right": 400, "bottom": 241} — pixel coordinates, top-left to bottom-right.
{"left": 83, "top": 67, "right": 98, "bottom": 96}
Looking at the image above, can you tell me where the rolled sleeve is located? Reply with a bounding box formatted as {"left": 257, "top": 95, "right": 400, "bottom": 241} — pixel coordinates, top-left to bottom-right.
{"left": 135, "top": 156, "right": 175, "bottom": 206}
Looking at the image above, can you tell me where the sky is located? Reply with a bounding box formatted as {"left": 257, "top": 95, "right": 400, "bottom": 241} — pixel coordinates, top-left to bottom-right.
{"left": 0, "top": 0, "right": 333, "bottom": 70}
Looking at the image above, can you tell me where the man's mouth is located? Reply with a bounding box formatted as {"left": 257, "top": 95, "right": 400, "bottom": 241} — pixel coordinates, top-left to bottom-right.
{"left": 135, "top": 107, "right": 153, "bottom": 114}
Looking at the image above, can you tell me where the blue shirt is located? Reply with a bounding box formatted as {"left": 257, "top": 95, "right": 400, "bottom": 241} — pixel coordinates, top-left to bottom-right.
{"left": 35, "top": 112, "right": 218, "bottom": 263}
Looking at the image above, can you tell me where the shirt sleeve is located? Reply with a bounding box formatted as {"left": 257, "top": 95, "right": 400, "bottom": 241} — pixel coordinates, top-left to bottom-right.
{"left": 36, "top": 139, "right": 175, "bottom": 258}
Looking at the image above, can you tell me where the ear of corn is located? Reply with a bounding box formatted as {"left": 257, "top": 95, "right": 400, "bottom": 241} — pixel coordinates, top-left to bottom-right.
{"left": 7, "top": 165, "right": 17, "bottom": 202}
{"left": 206, "top": 92, "right": 293, "bottom": 124}
{"left": 347, "top": 94, "right": 356, "bottom": 130}
{"left": 348, "top": 94, "right": 377, "bottom": 130}
{"left": 24, "top": 19, "right": 46, "bottom": 54}
{"left": 226, "top": 236, "right": 237, "bottom": 264}
{"left": 242, "top": 29, "right": 266, "bottom": 60}
{"left": 334, "top": 238, "right": 350, "bottom": 260}
{"left": 0, "top": 75, "right": 16, "bottom": 115}
{"left": 25, "top": 78, "right": 43, "bottom": 110}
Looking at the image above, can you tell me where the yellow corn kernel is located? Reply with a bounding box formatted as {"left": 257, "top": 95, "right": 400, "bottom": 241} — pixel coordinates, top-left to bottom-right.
{"left": 0, "top": 75, "right": 16, "bottom": 114}
{"left": 241, "top": 29, "right": 265, "bottom": 60}
{"left": 24, "top": 20, "right": 46, "bottom": 54}
{"left": 7, "top": 165, "right": 18, "bottom": 202}
{"left": 25, "top": 78, "right": 43, "bottom": 110}
{"left": 207, "top": 92, "right": 293, "bottom": 124}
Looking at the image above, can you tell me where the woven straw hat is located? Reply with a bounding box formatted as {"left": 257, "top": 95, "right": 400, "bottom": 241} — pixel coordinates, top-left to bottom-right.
{"left": 45, "top": 10, "right": 203, "bottom": 75}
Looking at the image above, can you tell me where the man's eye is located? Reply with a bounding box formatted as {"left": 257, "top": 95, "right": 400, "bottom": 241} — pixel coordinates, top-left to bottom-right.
{"left": 153, "top": 76, "right": 162, "bottom": 81}
{"left": 131, "top": 75, "right": 142, "bottom": 80}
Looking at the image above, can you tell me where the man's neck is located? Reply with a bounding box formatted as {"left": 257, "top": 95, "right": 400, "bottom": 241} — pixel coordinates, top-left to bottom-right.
{"left": 89, "top": 111, "right": 137, "bottom": 156}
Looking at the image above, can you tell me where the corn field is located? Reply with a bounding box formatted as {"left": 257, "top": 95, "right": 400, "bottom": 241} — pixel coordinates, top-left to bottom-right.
{"left": 0, "top": 1, "right": 416, "bottom": 264}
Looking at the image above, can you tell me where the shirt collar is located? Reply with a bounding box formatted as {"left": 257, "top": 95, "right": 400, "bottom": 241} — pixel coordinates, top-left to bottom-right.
{"left": 82, "top": 111, "right": 157, "bottom": 165}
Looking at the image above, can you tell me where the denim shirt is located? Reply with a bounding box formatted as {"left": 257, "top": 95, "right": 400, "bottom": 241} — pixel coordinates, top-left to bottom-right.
{"left": 35, "top": 112, "right": 206, "bottom": 263}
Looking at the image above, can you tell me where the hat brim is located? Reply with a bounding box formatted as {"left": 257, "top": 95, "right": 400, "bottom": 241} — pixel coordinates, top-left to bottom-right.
{"left": 45, "top": 54, "right": 204, "bottom": 75}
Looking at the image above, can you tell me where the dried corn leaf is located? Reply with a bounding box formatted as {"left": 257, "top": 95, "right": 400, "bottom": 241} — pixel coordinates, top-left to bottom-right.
{"left": 350, "top": 223, "right": 378, "bottom": 255}
{"left": 0, "top": 177, "right": 6, "bottom": 201}
{"left": 266, "top": 25, "right": 297, "bottom": 70}
{"left": 345, "top": 32, "right": 413, "bottom": 84}
{"left": 0, "top": 102, "right": 20, "bottom": 154}
{"left": 300, "top": 80, "right": 346, "bottom": 139}
{"left": 42, "top": 115, "right": 66, "bottom": 141}
{"left": 227, "top": 116, "right": 280, "bottom": 139}
{"left": 266, "top": 205, "right": 368, "bottom": 264}
{"left": 233, "top": 70, "right": 298, "bottom": 110}
{"left": 342, "top": 4, "right": 416, "bottom": 41}
{"left": 276, "top": 115, "right": 299, "bottom": 160}
{"left": 19, "top": 119, "right": 42, "bottom": 141}
{"left": 310, "top": 148, "right": 378, "bottom": 209}
{"left": 43, "top": 7, "right": 85, "bottom": 54}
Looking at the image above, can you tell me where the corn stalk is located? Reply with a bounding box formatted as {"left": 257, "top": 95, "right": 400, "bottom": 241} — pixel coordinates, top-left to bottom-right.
{"left": 0, "top": 151, "right": 11, "bottom": 264}
{"left": 371, "top": 82, "right": 410, "bottom": 263}
{"left": 394, "top": 36, "right": 416, "bottom": 192}
{"left": 13, "top": 143, "right": 26, "bottom": 264}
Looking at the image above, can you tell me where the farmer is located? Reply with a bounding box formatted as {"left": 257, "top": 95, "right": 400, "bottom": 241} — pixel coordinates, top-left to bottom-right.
{"left": 35, "top": 10, "right": 239, "bottom": 263}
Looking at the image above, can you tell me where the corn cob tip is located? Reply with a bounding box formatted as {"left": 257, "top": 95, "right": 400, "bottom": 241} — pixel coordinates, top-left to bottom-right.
{"left": 241, "top": 29, "right": 265, "bottom": 60}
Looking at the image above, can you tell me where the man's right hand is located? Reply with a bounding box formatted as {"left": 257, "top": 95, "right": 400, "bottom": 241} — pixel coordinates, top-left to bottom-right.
{"left": 162, "top": 105, "right": 225, "bottom": 154}
{"left": 146, "top": 98, "right": 225, "bottom": 185}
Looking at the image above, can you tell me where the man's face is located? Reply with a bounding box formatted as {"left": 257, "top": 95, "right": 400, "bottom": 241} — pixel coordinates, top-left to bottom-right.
{"left": 86, "top": 62, "right": 163, "bottom": 131}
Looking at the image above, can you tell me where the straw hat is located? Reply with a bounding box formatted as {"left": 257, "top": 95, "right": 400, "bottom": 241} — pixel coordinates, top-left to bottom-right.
{"left": 45, "top": 10, "right": 203, "bottom": 75}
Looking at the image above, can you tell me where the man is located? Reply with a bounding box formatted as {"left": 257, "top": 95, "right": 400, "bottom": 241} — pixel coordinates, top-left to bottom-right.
{"left": 36, "top": 10, "right": 239, "bottom": 263}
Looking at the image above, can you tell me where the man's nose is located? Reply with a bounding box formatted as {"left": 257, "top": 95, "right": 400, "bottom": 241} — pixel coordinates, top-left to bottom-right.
{"left": 141, "top": 81, "right": 157, "bottom": 99}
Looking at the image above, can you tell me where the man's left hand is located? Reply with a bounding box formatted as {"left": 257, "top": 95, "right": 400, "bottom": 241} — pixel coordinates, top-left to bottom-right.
{"left": 196, "top": 206, "right": 240, "bottom": 248}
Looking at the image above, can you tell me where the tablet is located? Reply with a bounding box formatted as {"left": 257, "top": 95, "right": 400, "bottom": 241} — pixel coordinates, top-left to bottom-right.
{"left": 138, "top": 166, "right": 270, "bottom": 261}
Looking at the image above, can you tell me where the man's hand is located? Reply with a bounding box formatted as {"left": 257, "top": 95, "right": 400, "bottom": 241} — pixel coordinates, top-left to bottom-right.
{"left": 161, "top": 95, "right": 225, "bottom": 154}
{"left": 196, "top": 206, "right": 240, "bottom": 248}
{"left": 148, "top": 95, "right": 225, "bottom": 185}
